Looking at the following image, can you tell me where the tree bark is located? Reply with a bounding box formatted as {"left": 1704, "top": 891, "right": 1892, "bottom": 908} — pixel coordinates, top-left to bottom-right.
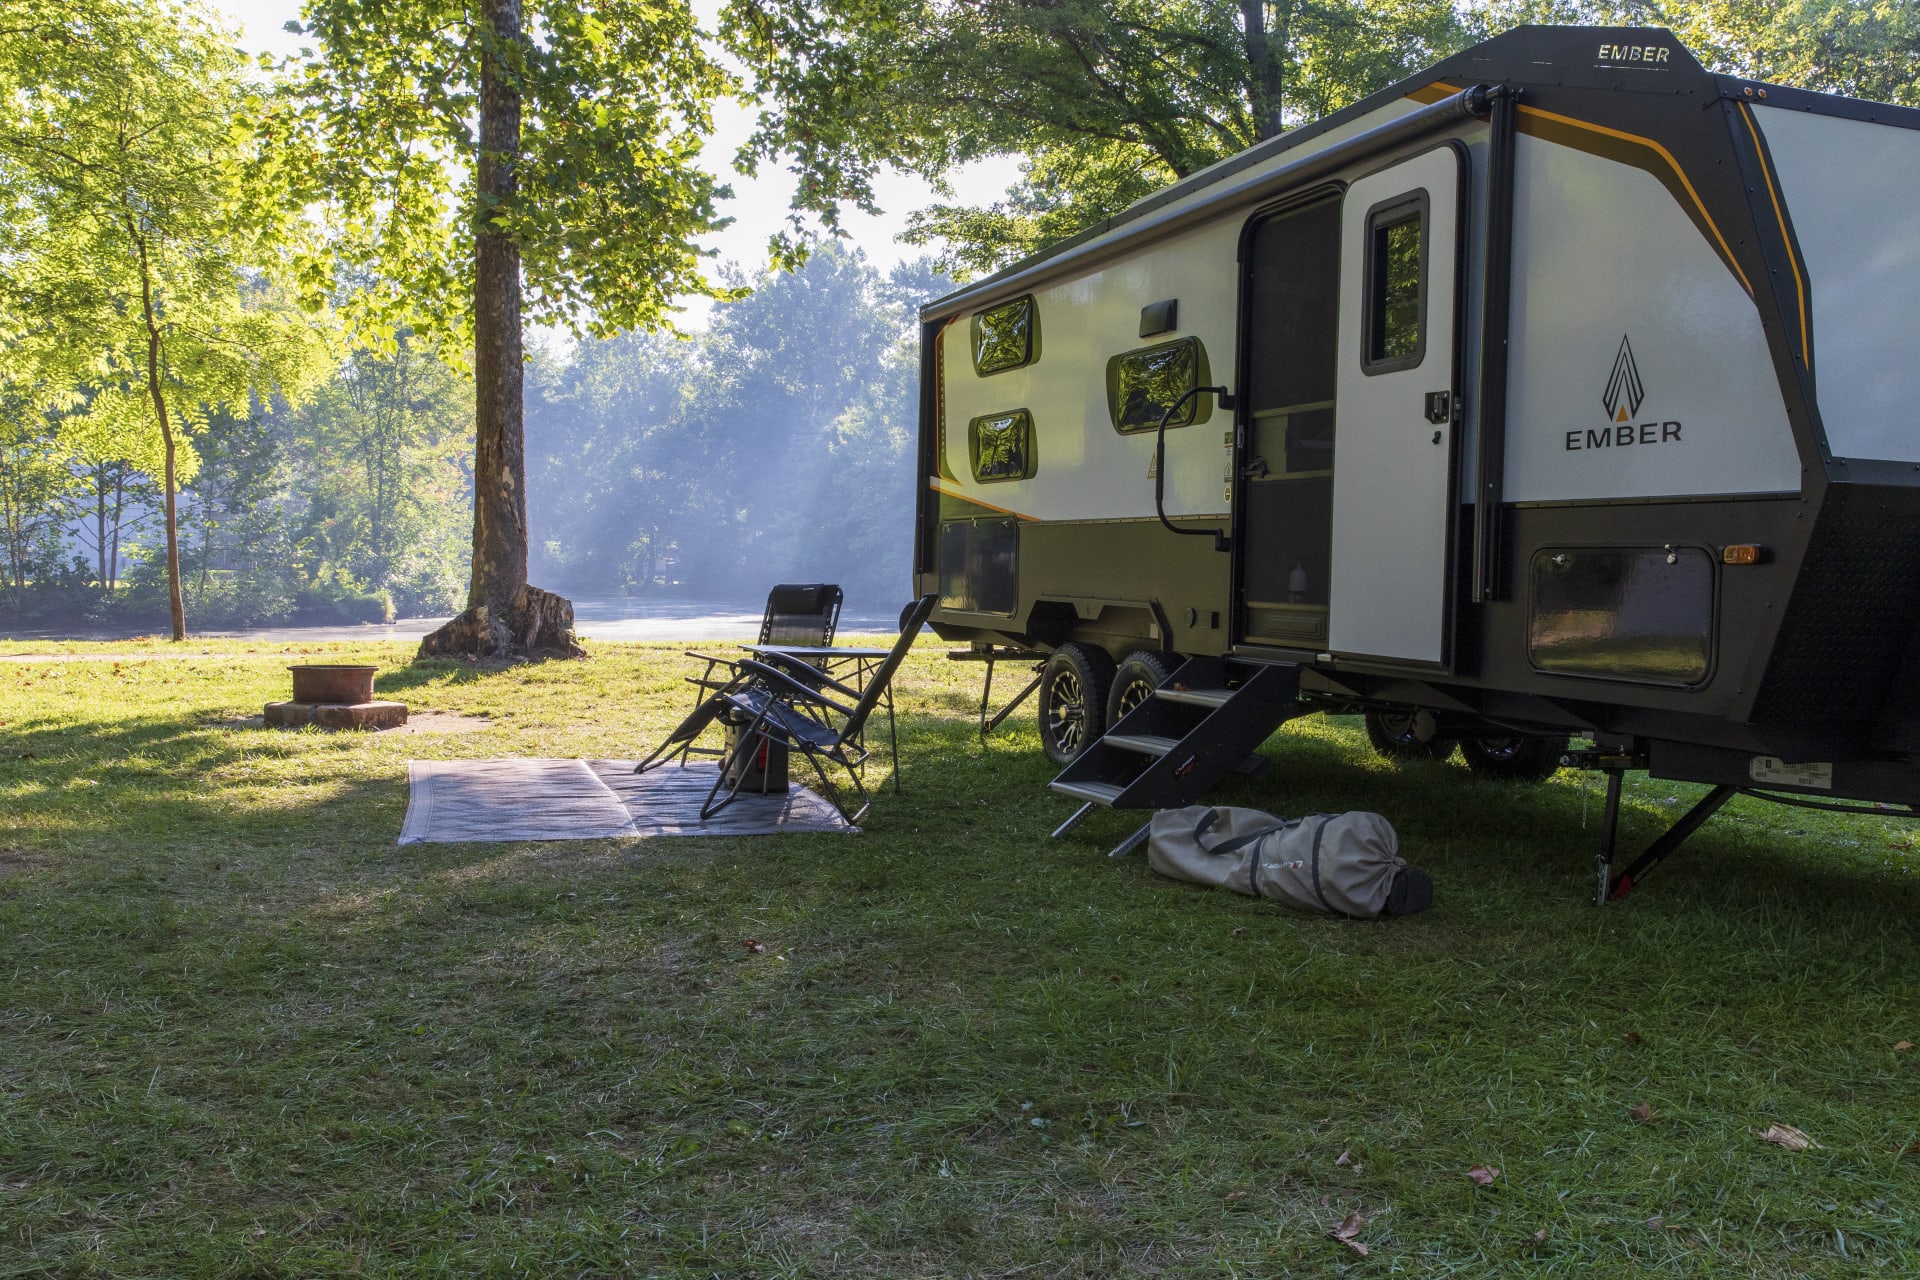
{"left": 94, "top": 468, "right": 109, "bottom": 600}
{"left": 1241, "top": 0, "right": 1286, "bottom": 141}
{"left": 131, "top": 221, "right": 187, "bottom": 642}
{"left": 417, "top": 0, "right": 579, "bottom": 660}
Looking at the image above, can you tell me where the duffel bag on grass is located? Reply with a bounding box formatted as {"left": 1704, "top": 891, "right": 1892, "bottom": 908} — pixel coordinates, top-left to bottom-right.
{"left": 1146, "top": 805, "right": 1432, "bottom": 919}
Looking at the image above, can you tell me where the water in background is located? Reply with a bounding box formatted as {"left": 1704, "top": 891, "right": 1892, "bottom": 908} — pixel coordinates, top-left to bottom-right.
{"left": 2, "top": 596, "right": 905, "bottom": 645}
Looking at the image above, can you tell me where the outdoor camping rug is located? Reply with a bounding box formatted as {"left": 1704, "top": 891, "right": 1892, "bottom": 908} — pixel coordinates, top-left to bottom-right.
{"left": 397, "top": 758, "right": 855, "bottom": 845}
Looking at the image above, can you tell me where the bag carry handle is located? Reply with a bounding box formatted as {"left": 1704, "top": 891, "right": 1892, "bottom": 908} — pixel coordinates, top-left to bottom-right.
{"left": 1195, "top": 808, "right": 1355, "bottom": 910}
{"left": 1193, "top": 808, "right": 1287, "bottom": 857}
{"left": 1194, "top": 807, "right": 1289, "bottom": 900}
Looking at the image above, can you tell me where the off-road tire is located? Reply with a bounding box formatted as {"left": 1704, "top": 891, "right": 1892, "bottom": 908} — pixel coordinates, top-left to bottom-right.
{"left": 1107, "top": 650, "right": 1177, "bottom": 727}
{"left": 1460, "top": 733, "right": 1569, "bottom": 781}
{"left": 1364, "top": 707, "right": 1456, "bottom": 761}
{"left": 1037, "top": 643, "right": 1115, "bottom": 765}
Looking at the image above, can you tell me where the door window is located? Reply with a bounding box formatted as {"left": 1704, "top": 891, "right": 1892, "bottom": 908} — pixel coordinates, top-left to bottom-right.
{"left": 1362, "top": 192, "right": 1429, "bottom": 373}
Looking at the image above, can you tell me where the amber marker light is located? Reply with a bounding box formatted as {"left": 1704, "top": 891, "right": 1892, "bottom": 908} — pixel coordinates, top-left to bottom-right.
{"left": 1722, "top": 544, "right": 1767, "bottom": 565}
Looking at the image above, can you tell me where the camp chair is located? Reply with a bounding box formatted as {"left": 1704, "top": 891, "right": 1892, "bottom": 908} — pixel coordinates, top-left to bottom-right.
{"left": 638, "top": 594, "right": 936, "bottom": 824}
{"left": 685, "top": 583, "right": 844, "bottom": 702}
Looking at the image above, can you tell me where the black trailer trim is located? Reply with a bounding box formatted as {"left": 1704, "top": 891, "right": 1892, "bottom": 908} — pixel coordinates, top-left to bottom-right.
{"left": 1515, "top": 101, "right": 1752, "bottom": 296}
{"left": 1471, "top": 87, "right": 1518, "bottom": 604}
{"left": 1409, "top": 80, "right": 1753, "bottom": 296}
{"left": 1734, "top": 103, "right": 1812, "bottom": 372}
{"left": 1509, "top": 491, "right": 1798, "bottom": 510}
{"left": 1715, "top": 75, "right": 1920, "bottom": 133}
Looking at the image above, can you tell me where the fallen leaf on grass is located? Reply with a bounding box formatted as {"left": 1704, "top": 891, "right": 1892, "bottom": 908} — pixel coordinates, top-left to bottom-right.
{"left": 1532, "top": 1228, "right": 1548, "bottom": 1244}
{"left": 1755, "top": 1123, "right": 1820, "bottom": 1151}
{"left": 1629, "top": 1103, "right": 1657, "bottom": 1124}
{"left": 1225, "top": 1190, "right": 1246, "bottom": 1202}
{"left": 1335, "top": 1149, "right": 1352, "bottom": 1166}
{"left": 1896, "top": 1140, "right": 1920, "bottom": 1158}
{"left": 741, "top": 938, "right": 767, "bottom": 953}
{"left": 1621, "top": 1032, "right": 1644, "bottom": 1046}
{"left": 1328, "top": 1210, "right": 1369, "bottom": 1256}
{"left": 1895, "top": 1041, "right": 1913, "bottom": 1052}
{"left": 1467, "top": 1165, "right": 1500, "bottom": 1185}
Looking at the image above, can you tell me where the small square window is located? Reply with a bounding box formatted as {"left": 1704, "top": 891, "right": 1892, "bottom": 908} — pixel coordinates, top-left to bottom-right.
{"left": 968, "top": 409, "right": 1036, "bottom": 482}
{"left": 1106, "top": 337, "right": 1213, "bottom": 434}
{"left": 970, "top": 295, "right": 1038, "bottom": 376}
{"left": 1362, "top": 192, "right": 1428, "bottom": 374}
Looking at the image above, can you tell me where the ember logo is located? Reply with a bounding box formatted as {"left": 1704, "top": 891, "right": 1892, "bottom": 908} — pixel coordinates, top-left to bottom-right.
{"left": 1601, "top": 335, "right": 1645, "bottom": 424}
{"left": 1596, "top": 43, "right": 1673, "bottom": 66}
{"left": 1566, "top": 335, "right": 1680, "bottom": 454}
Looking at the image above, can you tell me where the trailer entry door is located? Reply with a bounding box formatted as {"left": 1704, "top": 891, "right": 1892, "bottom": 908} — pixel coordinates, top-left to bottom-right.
{"left": 1328, "top": 144, "right": 1466, "bottom": 668}
{"left": 1235, "top": 192, "right": 1343, "bottom": 650}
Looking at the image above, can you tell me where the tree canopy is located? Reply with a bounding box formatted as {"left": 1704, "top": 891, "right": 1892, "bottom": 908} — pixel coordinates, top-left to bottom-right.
{"left": 775, "top": 0, "right": 1471, "bottom": 277}
{"left": 0, "top": 0, "right": 329, "bottom": 638}
{"left": 288, "top": 0, "right": 908, "bottom": 656}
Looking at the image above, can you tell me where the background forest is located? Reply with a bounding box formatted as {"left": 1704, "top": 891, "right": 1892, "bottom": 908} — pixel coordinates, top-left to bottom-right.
{"left": 2, "top": 0, "right": 1914, "bottom": 633}
{"left": 0, "top": 247, "right": 941, "bottom": 629}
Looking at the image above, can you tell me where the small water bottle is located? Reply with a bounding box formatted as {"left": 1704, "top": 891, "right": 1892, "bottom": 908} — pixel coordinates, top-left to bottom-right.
{"left": 1288, "top": 562, "right": 1308, "bottom": 604}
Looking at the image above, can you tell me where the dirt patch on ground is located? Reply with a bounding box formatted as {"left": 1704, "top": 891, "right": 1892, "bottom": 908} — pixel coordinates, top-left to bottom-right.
{"left": 382, "top": 710, "right": 493, "bottom": 735}
{"left": 0, "top": 847, "right": 52, "bottom": 878}
{"left": 1, "top": 652, "right": 284, "bottom": 663}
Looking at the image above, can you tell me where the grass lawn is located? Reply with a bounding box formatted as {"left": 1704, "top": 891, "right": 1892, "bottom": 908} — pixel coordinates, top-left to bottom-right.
{"left": 3, "top": 635, "right": 1919, "bottom": 1277}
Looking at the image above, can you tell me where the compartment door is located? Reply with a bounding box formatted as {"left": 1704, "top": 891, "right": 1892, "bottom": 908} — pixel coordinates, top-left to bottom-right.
{"left": 1328, "top": 144, "right": 1466, "bottom": 668}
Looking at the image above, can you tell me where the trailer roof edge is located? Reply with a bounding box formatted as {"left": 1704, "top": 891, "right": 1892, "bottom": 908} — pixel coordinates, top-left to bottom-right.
{"left": 918, "top": 23, "right": 1818, "bottom": 324}
{"left": 1716, "top": 74, "right": 1920, "bottom": 131}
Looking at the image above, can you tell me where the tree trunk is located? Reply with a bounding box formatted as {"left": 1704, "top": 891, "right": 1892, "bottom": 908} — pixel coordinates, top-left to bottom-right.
{"left": 417, "top": 0, "right": 579, "bottom": 660}
{"left": 1241, "top": 0, "right": 1286, "bottom": 141}
{"left": 108, "top": 469, "right": 125, "bottom": 595}
{"left": 94, "top": 468, "right": 109, "bottom": 600}
{"left": 132, "top": 223, "right": 187, "bottom": 642}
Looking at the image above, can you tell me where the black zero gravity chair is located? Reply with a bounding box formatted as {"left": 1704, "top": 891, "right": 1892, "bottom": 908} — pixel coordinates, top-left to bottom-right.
{"left": 684, "top": 583, "right": 845, "bottom": 702}
{"left": 638, "top": 594, "right": 937, "bottom": 824}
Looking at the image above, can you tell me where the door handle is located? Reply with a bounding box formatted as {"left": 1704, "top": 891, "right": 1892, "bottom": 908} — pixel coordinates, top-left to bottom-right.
{"left": 1424, "top": 391, "right": 1452, "bottom": 425}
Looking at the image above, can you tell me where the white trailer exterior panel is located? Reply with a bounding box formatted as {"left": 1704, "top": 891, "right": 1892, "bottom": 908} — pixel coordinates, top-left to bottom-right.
{"left": 1754, "top": 106, "right": 1920, "bottom": 466}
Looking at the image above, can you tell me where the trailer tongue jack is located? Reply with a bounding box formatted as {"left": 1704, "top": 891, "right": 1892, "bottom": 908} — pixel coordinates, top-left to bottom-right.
{"left": 1579, "top": 749, "right": 1919, "bottom": 905}
{"left": 1577, "top": 746, "right": 1739, "bottom": 905}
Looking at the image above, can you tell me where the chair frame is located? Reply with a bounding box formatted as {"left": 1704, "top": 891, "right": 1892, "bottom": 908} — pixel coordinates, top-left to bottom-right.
{"left": 682, "top": 583, "right": 844, "bottom": 753}
{"left": 638, "top": 595, "right": 936, "bottom": 824}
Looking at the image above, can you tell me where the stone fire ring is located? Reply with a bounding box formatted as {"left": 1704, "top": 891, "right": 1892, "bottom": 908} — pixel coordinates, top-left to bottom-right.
{"left": 266, "top": 664, "right": 408, "bottom": 731}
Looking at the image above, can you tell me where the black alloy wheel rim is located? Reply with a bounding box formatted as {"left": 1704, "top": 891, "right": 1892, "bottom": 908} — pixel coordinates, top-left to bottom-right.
{"left": 1048, "top": 670, "right": 1088, "bottom": 753}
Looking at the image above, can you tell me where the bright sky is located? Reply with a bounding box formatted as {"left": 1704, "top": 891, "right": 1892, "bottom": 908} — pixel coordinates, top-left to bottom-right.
{"left": 214, "top": 0, "right": 1019, "bottom": 306}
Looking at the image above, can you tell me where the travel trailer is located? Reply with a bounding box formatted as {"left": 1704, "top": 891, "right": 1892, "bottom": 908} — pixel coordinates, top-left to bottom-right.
{"left": 909, "top": 25, "right": 1920, "bottom": 898}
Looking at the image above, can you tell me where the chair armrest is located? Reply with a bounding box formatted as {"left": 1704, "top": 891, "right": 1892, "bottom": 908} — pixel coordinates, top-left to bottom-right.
{"left": 753, "top": 651, "right": 865, "bottom": 701}
{"left": 737, "top": 659, "right": 857, "bottom": 718}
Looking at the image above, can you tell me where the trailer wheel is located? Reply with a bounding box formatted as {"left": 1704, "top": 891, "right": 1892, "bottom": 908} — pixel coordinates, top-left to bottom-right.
{"left": 1038, "top": 644, "right": 1115, "bottom": 765}
{"left": 1364, "top": 708, "right": 1455, "bottom": 761}
{"left": 1107, "top": 650, "right": 1176, "bottom": 726}
{"left": 1460, "top": 734, "right": 1568, "bottom": 781}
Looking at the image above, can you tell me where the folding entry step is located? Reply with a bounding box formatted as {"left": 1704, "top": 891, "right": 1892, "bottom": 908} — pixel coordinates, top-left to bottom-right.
{"left": 1048, "top": 657, "right": 1302, "bottom": 839}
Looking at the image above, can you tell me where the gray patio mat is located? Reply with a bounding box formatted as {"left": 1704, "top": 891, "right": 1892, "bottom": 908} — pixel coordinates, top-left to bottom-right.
{"left": 398, "top": 758, "right": 855, "bottom": 845}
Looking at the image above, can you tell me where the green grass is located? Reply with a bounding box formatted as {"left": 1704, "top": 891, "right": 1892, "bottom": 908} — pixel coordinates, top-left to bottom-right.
{"left": 2, "top": 636, "right": 1919, "bottom": 1277}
